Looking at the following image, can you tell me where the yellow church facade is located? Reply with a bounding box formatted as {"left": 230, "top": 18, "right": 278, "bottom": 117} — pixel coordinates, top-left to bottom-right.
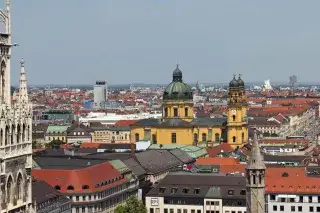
{"left": 130, "top": 66, "right": 248, "bottom": 148}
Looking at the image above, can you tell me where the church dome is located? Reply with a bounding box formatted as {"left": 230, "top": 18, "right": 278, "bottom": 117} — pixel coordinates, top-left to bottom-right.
{"left": 163, "top": 65, "right": 193, "bottom": 101}
{"left": 237, "top": 75, "right": 244, "bottom": 87}
{"left": 229, "top": 75, "right": 239, "bottom": 88}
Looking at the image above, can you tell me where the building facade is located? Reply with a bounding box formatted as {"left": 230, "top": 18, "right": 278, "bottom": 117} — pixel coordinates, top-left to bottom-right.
{"left": 0, "top": 1, "right": 33, "bottom": 212}
{"left": 93, "top": 81, "right": 107, "bottom": 110}
{"left": 131, "top": 66, "right": 248, "bottom": 148}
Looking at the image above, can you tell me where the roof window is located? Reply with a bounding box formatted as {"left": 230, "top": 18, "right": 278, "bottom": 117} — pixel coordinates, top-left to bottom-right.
{"left": 67, "top": 185, "right": 74, "bottom": 190}
{"left": 159, "top": 187, "right": 166, "bottom": 193}
{"left": 54, "top": 185, "right": 61, "bottom": 190}
{"left": 282, "top": 172, "right": 289, "bottom": 177}
{"left": 194, "top": 188, "right": 200, "bottom": 194}
{"left": 240, "top": 189, "right": 246, "bottom": 195}
{"left": 82, "top": 185, "right": 89, "bottom": 190}
{"left": 182, "top": 188, "right": 189, "bottom": 194}
{"left": 171, "top": 187, "right": 178, "bottom": 194}
{"left": 228, "top": 189, "right": 234, "bottom": 195}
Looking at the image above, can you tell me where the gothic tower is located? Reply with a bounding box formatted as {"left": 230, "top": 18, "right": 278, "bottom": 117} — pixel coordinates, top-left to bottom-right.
{"left": 0, "top": 1, "right": 33, "bottom": 212}
{"left": 246, "top": 130, "right": 266, "bottom": 213}
{"left": 227, "top": 74, "right": 248, "bottom": 148}
{"left": 162, "top": 65, "right": 193, "bottom": 121}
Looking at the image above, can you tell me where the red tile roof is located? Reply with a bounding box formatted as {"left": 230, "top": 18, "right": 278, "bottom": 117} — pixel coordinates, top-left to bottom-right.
{"left": 114, "top": 120, "right": 139, "bottom": 126}
{"left": 32, "top": 162, "right": 126, "bottom": 193}
{"left": 206, "top": 143, "right": 234, "bottom": 157}
{"left": 196, "top": 157, "right": 240, "bottom": 166}
{"left": 80, "top": 142, "right": 102, "bottom": 148}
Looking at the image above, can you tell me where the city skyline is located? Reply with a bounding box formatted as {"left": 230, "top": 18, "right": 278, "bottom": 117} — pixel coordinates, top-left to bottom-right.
{"left": 10, "top": 0, "right": 320, "bottom": 85}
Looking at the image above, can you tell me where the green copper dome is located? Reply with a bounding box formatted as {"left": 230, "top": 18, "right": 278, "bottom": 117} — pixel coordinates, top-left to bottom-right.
{"left": 163, "top": 65, "right": 193, "bottom": 101}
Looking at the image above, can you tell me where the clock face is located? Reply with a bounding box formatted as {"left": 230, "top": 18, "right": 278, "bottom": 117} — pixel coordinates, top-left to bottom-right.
{"left": 232, "top": 110, "right": 236, "bottom": 115}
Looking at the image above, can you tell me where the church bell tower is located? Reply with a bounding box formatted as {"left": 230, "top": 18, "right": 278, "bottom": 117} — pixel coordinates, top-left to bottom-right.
{"left": 246, "top": 130, "right": 266, "bottom": 213}
{"left": 227, "top": 74, "right": 248, "bottom": 148}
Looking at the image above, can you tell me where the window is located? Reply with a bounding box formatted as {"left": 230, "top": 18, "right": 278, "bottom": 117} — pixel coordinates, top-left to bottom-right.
{"left": 232, "top": 115, "right": 236, "bottom": 121}
{"left": 150, "top": 208, "right": 154, "bottom": 213}
{"left": 82, "top": 185, "right": 89, "bottom": 190}
{"left": 240, "top": 189, "right": 246, "bottom": 195}
{"left": 273, "top": 206, "right": 277, "bottom": 211}
{"left": 185, "top": 107, "right": 188, "bottom": 116}
{"left": 228, "top": 189, "right": 234, "bottom": 195}
{"left": 54, "top": 185, "right": 61, "bottom": 190}
{"left": 67, "top": 185, "right": 74, "bottom": 190}
{"left": 202, "top": 133, "right": 207, "bottom": 142}
{"left": 291, "top": 206, "right": 295, "bottom": 212}
{"left": 280, "top": 205, "right": 284, "bottom": 211}
{"left": 164, "top": 209, "right": 168, "bottom": 213}
{"left": 174, "top": 108, "right": 178, "bottom": 117}
{"left": 171, "top": 187, "right": 178, "bottom": 194}
{"left": 194, "top": 133, "right": 198, "bottom": 142}
{"left": 242, "top": 132, "right": 244, "bottom": 142}
{"left": 183, "top": 210, "right": 187, "bottom": 213}
{"left": 269, "top": 194, "right": 276, "bottom": 200}
{"left": 310, "top": 206, "right": 314, "bottom": 212}
{"left": 194, "top": 188, "right": 200, "bottom": 194}
{"left": 164, "top": 108, "right": 168, "bottom": 117}
{"left": 298, "top": 206, "right": 302, "bottom": 212}
{"left": 309, "top": 196, "right": 312, "bottom": 203}
{"left": 171, "top": 133, "right": 176, "bottom": 144}
{"left": 159, "top": 187, "right": 166, "bottom": 193}
{"left": 182, "top": 188, "right": 189, "bottom": 194}
{"left": 317, "top": 207, "right": 320, "bottom": 212}
{"left": 135, "top": 133, "right": 139, "bottom": 142}
{"left": 215, "top": 133, "right": 220, "bottom": 142}
{"left": 152, "top": 134, "right": 157, "bottom": 144}
{"left": 232, "top": 136, "right": 236, "bottom": 143}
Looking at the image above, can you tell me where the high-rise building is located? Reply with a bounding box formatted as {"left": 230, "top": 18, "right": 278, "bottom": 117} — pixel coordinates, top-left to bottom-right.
{"left": 0, "top": 0, "right": 33, "bottom": 212}
{"left": 246, "top": 130, "right": 266, "bottom": 213}
{"left": 289, "top": 75, "right": 298, "bottom": 87}
{"left": 93, "top": 81, "right": 107, "bottom": 109}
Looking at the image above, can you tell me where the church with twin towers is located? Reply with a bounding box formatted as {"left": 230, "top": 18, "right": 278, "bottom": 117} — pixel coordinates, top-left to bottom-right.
{"left": 0, "top": 0, "right": 33, "bottom": 212}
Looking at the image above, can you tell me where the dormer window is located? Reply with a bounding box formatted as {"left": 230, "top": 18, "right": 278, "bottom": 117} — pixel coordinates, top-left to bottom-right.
{"left": 54, "top": 185, "right": 61, "bottom": 190}
{"left": 171, "top": 187, "right": 178, "bottom": 194}
{"left": 159, "top": 187, "right": 166, "bottom": 193}
{"left": 240, "top": 189, "right": 246, "bottom": 195}
{"left": 228, "top": 189, "right": 234, "bottom": 195}
{"left": 67, "top": 185, "right": 74, "bottom": 190}
{"left": 82, "top": 185, "right": 89, "bottom": 190}
{"left": 182, "top": 188, "right": 189, "bottom": 194}
{"left": 194, "top": 188, "right": 200, "bottom": 194}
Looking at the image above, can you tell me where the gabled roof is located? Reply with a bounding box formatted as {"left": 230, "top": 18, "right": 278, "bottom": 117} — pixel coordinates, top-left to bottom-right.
{"left": 32, "top": 162, "right": 126, "bottom": 193}
{"left": 115, "top": 120, "right": 139, "bottom": 126}
{"left": 207, "top": 143, "right": 234, "bottom": 157}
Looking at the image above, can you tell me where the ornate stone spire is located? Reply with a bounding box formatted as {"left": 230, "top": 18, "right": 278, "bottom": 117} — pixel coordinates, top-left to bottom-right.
{"left": 19, "top": 57, "right": 28, "bottom": 103}
{"left": 247, "top": 129, "right": 266, "bottom": 170}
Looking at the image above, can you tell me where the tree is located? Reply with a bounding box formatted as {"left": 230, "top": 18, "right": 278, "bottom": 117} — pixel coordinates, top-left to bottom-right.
{"left": 115, "top": 196, "right": 147, "bottom": 213}
{"left": 45, "top": 139, "right": 66, "bottom": 148}
{"left": 262, "top": 132, "right": 270, "bottom": 137}
{"left": 270, "top": 133, "right": 279, "bottom": 137}
{"left": 32, "top": 141, "right": 43, "bottom": 149}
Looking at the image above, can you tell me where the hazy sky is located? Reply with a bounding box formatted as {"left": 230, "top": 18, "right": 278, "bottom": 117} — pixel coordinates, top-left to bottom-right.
{"left": 9, "top": 0, "right": 320, "bottom": 85}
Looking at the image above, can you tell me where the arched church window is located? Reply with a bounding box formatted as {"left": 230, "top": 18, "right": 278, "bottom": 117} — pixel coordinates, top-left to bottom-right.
{"left": 253, "top": 175, "right": 256, "bottom": 185}
{"left": 193, "top": 133, "right": 198, "bottom": 142}
{"left": 22, "top": 124, "right": 26, "bottom": 142}
{"left": 5, "top": 125, "right": 9, "bottom": 146}
{"left": 11, "top": 124, "right": 15, "bottom": 144}
{"left": 202, "top": 133, "right": 207, "bottom": 142}
{"left": 17, "top": 124, "right": 21, "bottom": 143}
{"left": 152, "top": 134, "right": 157, "bottom": 144}
{"left": 164, "top": 108, "right": 168, "bottom": 117}
{"left": 232, "top": 115, "right": 236, "bottom": 121}
{"left": 135, "top": 133, "right": 139, "bottom": 142}
{"left": 1, "top": 61, "right": 5, "bottom": 102}
{"left": 232, "top": 136, "right": 236, "bottom": 143}
{"left": 184, "top": 107, "right": 188, "bottom": 117}
{"left": 17, "top": 173, "right": 23, "bottom": 200}
{"left": 7, "top": 175, "right": 13, "bottom": 203}
{"left": 215, "top": 133, "right": 220, "bottom": 142}
{"left": 173, "top": 108, "right": 178, "bottom": 117}
{"left": 242, "top": 132, "right": 245, "bottom": 142}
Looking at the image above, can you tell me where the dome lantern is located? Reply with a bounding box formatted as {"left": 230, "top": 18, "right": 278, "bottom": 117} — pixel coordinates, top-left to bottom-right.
{"left": 172, "top": 64, "right": 183, "bottom": 82}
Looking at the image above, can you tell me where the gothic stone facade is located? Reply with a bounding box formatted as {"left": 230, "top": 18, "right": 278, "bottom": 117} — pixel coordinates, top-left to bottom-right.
{"left": 0, "top": 0, "right": 33, "bottom": 212}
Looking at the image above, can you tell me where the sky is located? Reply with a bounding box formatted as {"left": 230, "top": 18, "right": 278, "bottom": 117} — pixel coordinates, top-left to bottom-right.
{"left": 8, "top": 0, "right": 320, "bottom": 85}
